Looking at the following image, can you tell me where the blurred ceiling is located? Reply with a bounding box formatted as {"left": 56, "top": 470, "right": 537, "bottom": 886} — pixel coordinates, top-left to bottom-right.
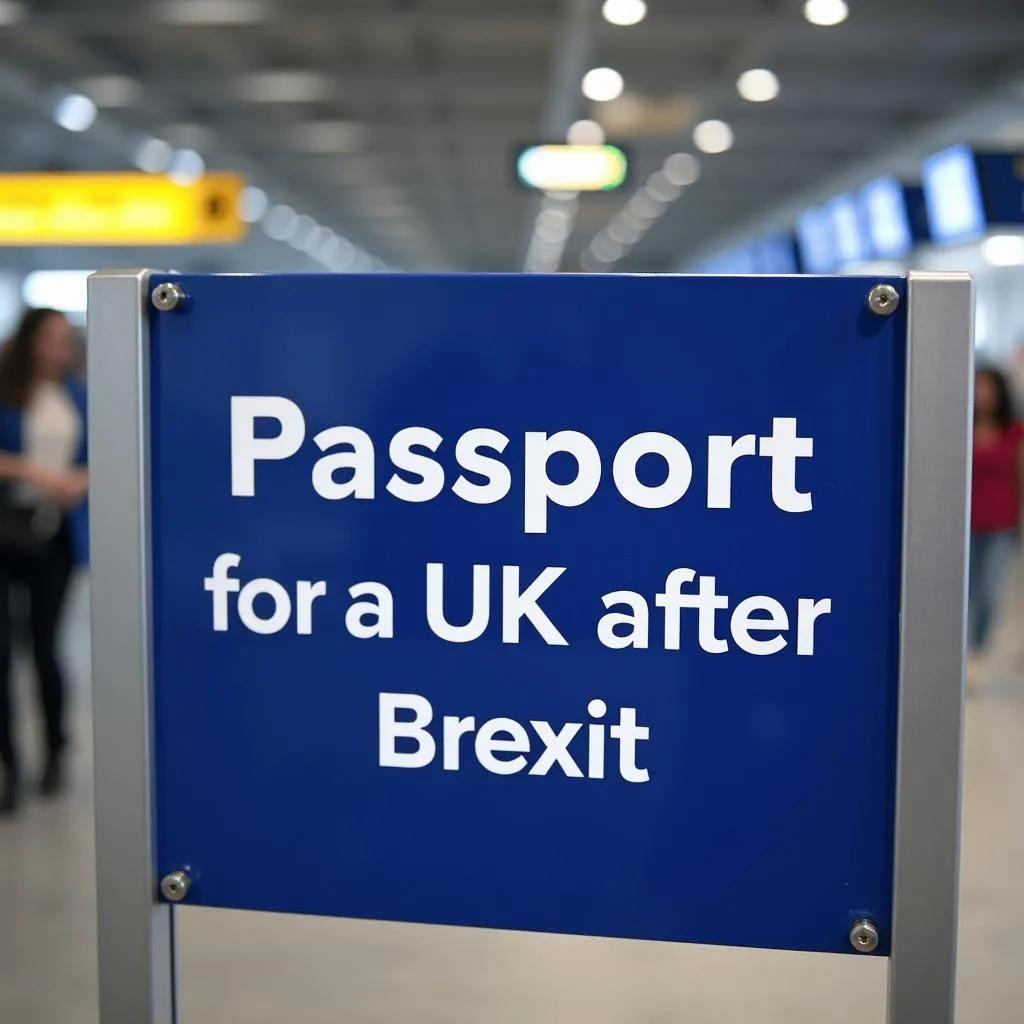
{"left": 0, "top": 0, "right": 1023, "bottom": 273}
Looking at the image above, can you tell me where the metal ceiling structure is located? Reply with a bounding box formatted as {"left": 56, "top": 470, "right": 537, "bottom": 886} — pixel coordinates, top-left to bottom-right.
{"left": 0, "top": 0, "right": 1023, "bottom": 274}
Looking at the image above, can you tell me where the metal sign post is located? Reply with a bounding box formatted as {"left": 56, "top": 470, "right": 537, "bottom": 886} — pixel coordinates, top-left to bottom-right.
{"left": 88, "top": 269, "right": 972, "bottom": 1024}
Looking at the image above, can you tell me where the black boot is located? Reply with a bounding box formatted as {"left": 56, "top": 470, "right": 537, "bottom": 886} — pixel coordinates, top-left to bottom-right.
{"left": 39, "top": 751, "right": 64, "bottom": 797}
{"left": 0, "top": 763, "right": 19, "bottom": 815}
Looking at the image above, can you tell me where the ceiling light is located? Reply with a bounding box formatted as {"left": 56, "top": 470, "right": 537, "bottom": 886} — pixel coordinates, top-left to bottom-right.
{"left": 155, "top": 0, "right": 269, "bottom": 24}
{"left": 303, "top": 225, "right": 334, "bottom": 255}
{"left": 663, "top": 152, "right": 700, "bottom": 186}
{"left": 627, "top": 192, "right": 666, "bottom": 220}
{"left": 263, "top": 204, "right": 297, "bottom": 240}
{"left": 287, "top": 214, "right": 317, "bottom": 249}
{"left": 736, "top": 68, "right": 780, "bottom": 103}
{"left": 601, "top": 0, "right": 646, "bottom": 26}
{"left": 646, "top": 171, "right": 681, "bottom": 203}
{"left": 168, "top": 148, "right": 204, "bottom": 185}
{"left": 319, "top": 234, "right": 354, "bottom": 265}
{"left": 133, "top": 136, "right": 172, "bottom": 173}
{"left": 0, "top": 2, "right": 26, "bottom": 25}
{"left": 76, "top": 75, "right": 140, "bottom": 108}
{"left": 609, "top": 221, "right": 643, "bottom": 245}
{"left": 53, "top": 92, "right": 97, "bottom": 133}
{"left": 237, "top": 186, "right": 269, "bottom": 223}
{"left": 693, "top": 119, "right": 733, "bottom": 154}
{"left": 803, "top": 0, "right": 848, "bottom": 27}
{"left": 982, "top": 234, "right": 1024, "bottom": 267}
{"left": 538, "top": 209, "right": 573, "bottom": 232}
{"left": 582, "top": 67, "right": 624, "bottom": 102}
{"left": 535, "top": 221, "right": 571, "bottom": 245}
{"left": 238, "top": 71, "right": 332, "bottom": 104}
{"left": 591, "top": 234, "right": 625, "bottom": 262}
{"left": 567, "top": 119, "right": 606, "bottom": 145}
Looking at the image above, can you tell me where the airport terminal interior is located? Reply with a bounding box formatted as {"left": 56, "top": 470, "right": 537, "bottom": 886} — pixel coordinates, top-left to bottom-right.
{"left": 2, "top": 0, "right": 1024, "bottom": 1021}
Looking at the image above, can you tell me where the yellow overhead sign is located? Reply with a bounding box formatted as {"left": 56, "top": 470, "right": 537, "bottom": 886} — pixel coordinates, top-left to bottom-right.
{"left": 0, "top": 173, "right": 248, "bottom": 246}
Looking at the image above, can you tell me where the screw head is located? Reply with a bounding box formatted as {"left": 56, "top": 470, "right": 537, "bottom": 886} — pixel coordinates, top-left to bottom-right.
{"left": 866, "top": 283, "right": 899, "bottom": 316}
{"left": 160, "top": 870, "right": 192, "bottom": 903}
{"left": 849, "top": 918, "right": 879, "bottom": 953}
{"left": 151, "top": 282, "right": 186, "bottom": 312}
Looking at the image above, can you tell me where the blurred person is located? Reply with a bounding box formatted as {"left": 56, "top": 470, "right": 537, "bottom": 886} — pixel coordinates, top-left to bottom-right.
{"left": 968, "top": 366, "right": 1023, "bottom": 687}
{"left": 0, "top": 309, "right": 87, "bottom": 815}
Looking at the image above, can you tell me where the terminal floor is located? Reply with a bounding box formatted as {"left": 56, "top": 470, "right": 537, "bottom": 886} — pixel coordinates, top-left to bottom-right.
{"left": 2, "top": 571, "right": 1023, "bottom": 1023}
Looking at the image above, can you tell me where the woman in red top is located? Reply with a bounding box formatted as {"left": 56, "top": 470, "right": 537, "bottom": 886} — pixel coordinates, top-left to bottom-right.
{"left": 968, "top": 367, "right": 1023, "bottom": 681}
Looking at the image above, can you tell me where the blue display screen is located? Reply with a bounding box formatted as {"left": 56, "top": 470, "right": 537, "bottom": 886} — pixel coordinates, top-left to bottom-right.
{"left": 858, "top": 177, "right": 914, "bottom": 260}
{"left": 755, "top": 232, "right": 800, "bottom": 273}
{"left": 691, "top": 248, "right": 758, "bottom": 274}
{"left": 827, "top": 194, "right": 868, "bottom": 266}
{"left": 922, "top": 145, "right": 986, "bottom": 244}
{"left": 796, "top": 207, "right": 837, "bottom": 274}
{"left": 692, "top": 233, "right": 799, "bottom": 275}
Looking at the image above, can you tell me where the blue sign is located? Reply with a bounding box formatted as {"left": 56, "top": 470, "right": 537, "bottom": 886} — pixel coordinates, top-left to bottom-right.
{"left": 150, "top": 274, "right": 904, "bottom": 955}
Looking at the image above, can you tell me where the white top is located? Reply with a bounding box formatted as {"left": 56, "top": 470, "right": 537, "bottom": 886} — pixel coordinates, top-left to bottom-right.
{"left": 16, "top": 381, "right": 81, "bottom": 506}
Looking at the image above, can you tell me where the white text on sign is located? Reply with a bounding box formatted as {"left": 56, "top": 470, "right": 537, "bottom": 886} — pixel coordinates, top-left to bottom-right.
{"left": 205, "top": 397, "right": 836, "bottom": 786}
{"left": 229, "top": 396, "right": 814, "bottom": 533}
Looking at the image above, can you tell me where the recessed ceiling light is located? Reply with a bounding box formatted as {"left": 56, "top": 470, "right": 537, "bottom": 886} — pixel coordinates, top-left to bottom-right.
{"left": 133, "top": 136, "right": 172, "bottom": 173}
{"left": 168, "top": 148, "right": 204, "bottom": 185}
{"left": 567, "top": 119, "right": 606, "bottom": 145}
{"left": 803, "top": 0, "right": 848, "bottom": 27}
{"left": 263, "top": 205, "right": 297, "bottom": 241}
{"left": 663, "top": 152, "right": 700, "bottom": 186}
{"left": 736, "top": 68, "right": 780, "bottom": 103}
{"left": 536, "top": 221, "right": 571, "bottom": 245}
{"left": 238, "top": 71, "right": 333, "bottom": 104}
{"left": 155, "top": 0, "right": 270, "bottom": 25}
{"left": 591, "top": 234, "right": 625, "bottom": 262}
{"left": 287, "top": 214, "right": 317, "bottom": 249}
{"left": 582, "top": 67, "right": 624, "bottom": 102}
{"left": 628, "top": 193, "right": 666, "bottom": 220}
{"left": 646, "top": 172, "right": 682, "bottom": 203}
{"left": 53, "top": 92, "right": 97, "bottom": 132}
{"left": 609, "top": 220, "right": 643, "bottom": 245}
{"left": 237, "top": 186, "right": 269, "bottom": 223}
{"left": 601, "top": 0, "right": 646, "bottom": 27}
{"left": 693, "top": 119, "right": 734, "bottom": 154}
{"left": 319, "top": 234, "right": 354, "bottom": 266}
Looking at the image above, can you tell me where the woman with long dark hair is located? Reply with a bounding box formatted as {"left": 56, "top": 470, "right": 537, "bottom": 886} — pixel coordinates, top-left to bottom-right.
{"left": 968, "top": 366, "right": 1023, "bottom": 687}
{"left": 0, "top": 308, "right": 87, "bottom": 814}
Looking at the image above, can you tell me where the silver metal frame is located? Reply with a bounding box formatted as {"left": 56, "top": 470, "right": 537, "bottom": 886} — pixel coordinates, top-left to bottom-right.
{"left": 88, "top": 269, "right": 176, "bottom": 1024}
{"left": 888, "top": 271, "right": 973, "bottom": 1024}
{"left": 87, "top": 270, "right": 972, "bottom": 1024}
